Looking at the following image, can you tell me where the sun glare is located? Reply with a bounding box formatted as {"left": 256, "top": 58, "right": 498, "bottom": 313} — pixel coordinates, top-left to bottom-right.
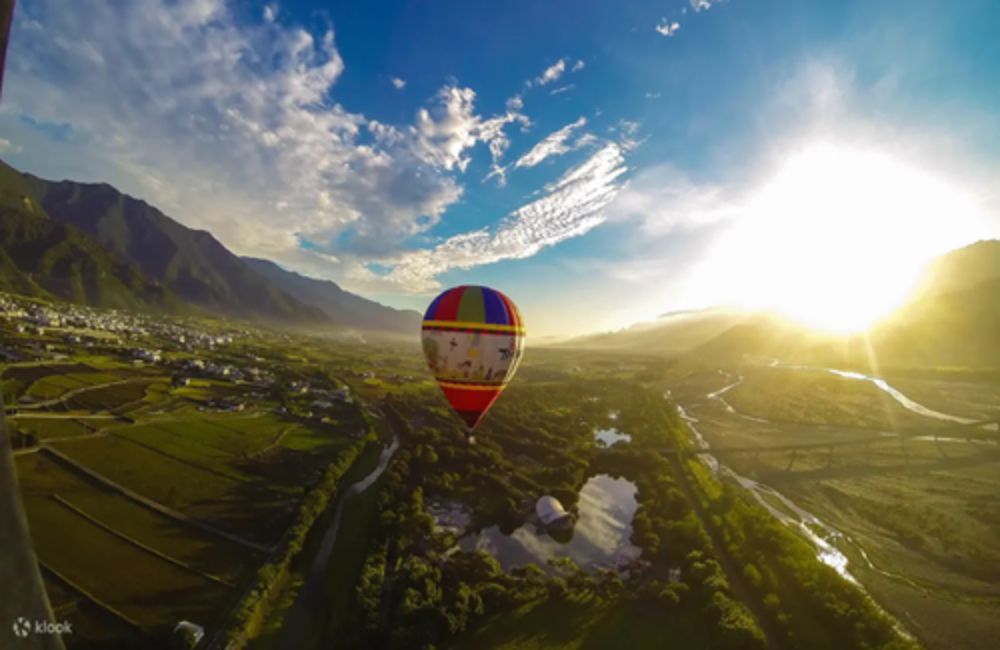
{"left": 699, "top": 142, "right": 988, "bottom": 333}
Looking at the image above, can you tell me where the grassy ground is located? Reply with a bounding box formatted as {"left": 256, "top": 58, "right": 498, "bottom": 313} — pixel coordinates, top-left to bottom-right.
{"left": 25, "top": 371, "right": 120, "bottom": 399}
{"left": 457, "top": 596, "right": 710, "bottom": 649}
{"left": 254, "top": 441, "right": 385, "bottom": 649}
{"left": 16, "top": 452, "right": 259, "bottom": 584}
{"left": 50, "top": 434, "right": 293, "bottom": 544}
{"left": 24, "top": 493, "right": 233, "bottom": 630}
{"left": 10, "top": 416, "right": 96, "bottom": 439}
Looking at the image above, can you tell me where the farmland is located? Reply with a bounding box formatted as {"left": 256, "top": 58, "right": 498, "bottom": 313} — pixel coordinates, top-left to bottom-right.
{"left": 1, "top": 301, "right": 392, "bottom": 647}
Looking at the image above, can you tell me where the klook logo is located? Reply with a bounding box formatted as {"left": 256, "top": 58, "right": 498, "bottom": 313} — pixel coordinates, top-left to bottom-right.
{"left": 11, "top": 617, "right": 31, "bottom": 638}
{"left": 10, "top": 617, "right": 73, "bottom": 639}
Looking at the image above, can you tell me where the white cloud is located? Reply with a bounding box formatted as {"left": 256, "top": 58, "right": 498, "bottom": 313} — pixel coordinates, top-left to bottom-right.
{"left": 571, "top": 60, "right": 585, "bottom": 72}
{"left": 263, "top": 3, "right": 277, "bottom": 22}
{"left": 411, "top": 85, "right": 527, "bottom": 176}
{"left": 536, "top": 58, "right": 566, "bottom": 86}
{"left": 390, "top": 76, "right": 406, "bottom": 89}
{"left": 691, "top": 0, "right": 719, "bottom": 12}
{"left": 3, "top": 0, "right": 533, "bottom": 270}
{"left": 506, "top": 94, "right": 524, "bottom": 111}
{"left": 0, "top": 138, "right": 21, "bottom": 153}
{"left": 371, "top": 143, "right": 628, "bottom": 292}
{"left": 514, "top": 117, "right": 587, "bottom": 168}
{"left": 655, "top": 20, "right": 681, "bottom": 37}
{"left": 606, "top": 164, "right": 740, "bottom": 237}
{"left": 549, "top": 84, "right": 574, "bottom": 96}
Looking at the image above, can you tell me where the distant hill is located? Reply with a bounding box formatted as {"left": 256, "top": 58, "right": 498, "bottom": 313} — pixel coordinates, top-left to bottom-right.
{"left": 911, "top": 240, "right": 1000, "bottom": 298}
{"left": 554, "top": 308, "right": 749, "bottom": 354}
{"left": 243, "top": 257, "right": 421, "bottom": 335}
{"left": 1, "top": 160, "right": 326, "bottom": 326}
{"left": 863, "top": 241, "right": 1000, "bottom": 368}
{"left": 559, "top": 240, "right": 1000, "bottom": 369}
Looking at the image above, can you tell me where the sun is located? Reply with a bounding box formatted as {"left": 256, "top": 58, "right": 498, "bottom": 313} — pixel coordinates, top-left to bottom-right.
{"left": 699, "top": 142, "right": 988, "bottom": 333}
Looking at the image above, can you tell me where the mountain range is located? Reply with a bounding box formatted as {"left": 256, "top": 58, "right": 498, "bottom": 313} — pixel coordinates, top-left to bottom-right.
{"left": 559, "top": 240, "right": 1000, "bottom": 369}
{"left": 0, "top": 160, "right": 420, "bottom": 333}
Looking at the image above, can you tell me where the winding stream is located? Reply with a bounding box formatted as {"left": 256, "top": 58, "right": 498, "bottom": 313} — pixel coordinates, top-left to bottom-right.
{"left": 673, "top": 362, "right": 990, "bottom": 633}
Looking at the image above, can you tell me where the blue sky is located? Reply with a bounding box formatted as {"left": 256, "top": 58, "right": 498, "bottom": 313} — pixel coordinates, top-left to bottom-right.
{"left": 1, "top": 0, "right": 999, "bottom": 336}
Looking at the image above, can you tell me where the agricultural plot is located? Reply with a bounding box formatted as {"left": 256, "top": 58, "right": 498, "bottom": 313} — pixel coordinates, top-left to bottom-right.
{"left": 9, "top": 416, "right": 96, "bottom": 440}
{"left": 113, "top": 412, "right": 354, "bottom": 489}
{"left": 25, "top": 371, "right": 120, "bottom": 400}
{"left": 23, "top": 495, "right": 232, "bottom": 631}
{"left": 16, "top": 452, "right": 259, "bottom": 584}
{"left": 51, "top": 435, "right": 294, "bottom": 546}
{"left": 63, "top": 378, "right": 165, "bottom": 412}
{"left": 42, "top": 574, "right": 143, "bottom": 646}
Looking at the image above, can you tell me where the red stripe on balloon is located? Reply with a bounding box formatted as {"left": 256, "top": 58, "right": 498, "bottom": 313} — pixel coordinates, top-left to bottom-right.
{"left": 434, "top": 286, "right": 466, "bottom": 321}
{"left": 440, "top": 384, "right": 503, "bottom": 429}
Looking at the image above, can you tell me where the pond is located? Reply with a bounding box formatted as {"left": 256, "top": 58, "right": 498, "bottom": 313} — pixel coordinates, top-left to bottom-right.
{"left": 458, "top": 474, "right": 641, "bottom": 572}
{"left": 594, "top": 426, "right": 631, "bottom": 446}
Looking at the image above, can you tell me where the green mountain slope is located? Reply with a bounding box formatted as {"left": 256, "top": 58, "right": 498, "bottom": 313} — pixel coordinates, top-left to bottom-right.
{"left": 1, "top": 161, "right": 326, "bottom": 325}
{"left": 0, "top": 203, "right": 178, "bottom": 311}
{"left": 243, "top": 257, "right": 421, "bottom": 334}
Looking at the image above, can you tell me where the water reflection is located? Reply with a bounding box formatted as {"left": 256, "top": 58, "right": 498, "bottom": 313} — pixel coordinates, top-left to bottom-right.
{"left": 458, "top": 474, "right": 641, "bottom": 572}
{"left": 595, "top": 427, "right": 631, "bottom": 446}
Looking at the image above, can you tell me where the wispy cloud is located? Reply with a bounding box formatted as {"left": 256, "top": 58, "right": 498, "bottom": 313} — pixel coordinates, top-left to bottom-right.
{"left": 514, "top": 117, "right": 588, "bottom": 168}
{"left": 655, "top": 20, "right": 681, "bottom": 37}
{"left": 373, "top": 143, "right": 628, "bottom": 292}
{"left": 571, "top": 59, "right": 585, "bottom": 72}
{"left": 550, "top": 84, "right": 575, "bottom": 96}
{"left": 691, "top": 0, "right": 720, "bottom": 12}
{"left": 390, "top": 76, "right": 406, "bottom": 89}
{"left": 536, "top": 59, "right": 567, "bottom": 86}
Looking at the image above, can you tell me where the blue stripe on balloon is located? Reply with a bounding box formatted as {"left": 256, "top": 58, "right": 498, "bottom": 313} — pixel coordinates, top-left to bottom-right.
{"left": 424, "top": 291, "right": 447, "bottom": 320}
{"left": 481, "top": 287, "right": 509, "bottom": 325}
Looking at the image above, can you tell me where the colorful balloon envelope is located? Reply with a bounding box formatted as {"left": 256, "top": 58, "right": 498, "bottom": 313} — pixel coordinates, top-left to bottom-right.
{"left": 421, "top": 285, "right": 525, "bottom": 435}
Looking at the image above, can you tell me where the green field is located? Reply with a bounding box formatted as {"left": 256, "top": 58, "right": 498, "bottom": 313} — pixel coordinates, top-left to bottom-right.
{"left": 458, "top": 597, "right": 712, "bottom": 650}
{"left": 51, "top": 435, "right": 294, "bottom": 545}
{"left": 10, "top": 416, "right": 97, "bottom": 440}
{"left": 16, "top": 452, "right": 259, "bottom": 584}
{"left": 24, "top": 493, "right": 233, "bottom": 630}
{"left": 25, "top": 371, "right": 120, "bottom": 400}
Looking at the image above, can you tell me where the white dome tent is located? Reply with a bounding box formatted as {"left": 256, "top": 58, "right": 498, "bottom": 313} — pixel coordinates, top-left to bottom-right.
{"left": 535, "top": 496, "right": 572, "bottom": 527}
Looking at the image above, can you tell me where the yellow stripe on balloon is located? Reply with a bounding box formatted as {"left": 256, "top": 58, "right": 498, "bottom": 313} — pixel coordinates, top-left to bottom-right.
{"left": 421, "top": 320, "right": 526, "bottom": 334}
{"left": 437, "top": 381, "right": 509, "bottom": 391}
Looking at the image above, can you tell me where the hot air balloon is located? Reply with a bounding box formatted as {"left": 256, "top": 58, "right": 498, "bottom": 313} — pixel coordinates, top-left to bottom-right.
{"left": 421, "top": 285, "right": 525, "bottom": 442}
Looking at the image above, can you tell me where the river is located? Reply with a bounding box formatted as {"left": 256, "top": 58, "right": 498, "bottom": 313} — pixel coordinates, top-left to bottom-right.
{"left": 676, "top": 362, "right": 982, "bottom": 580}
{"left": 672, "top": 363, "right": 982, "bottom": 638}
